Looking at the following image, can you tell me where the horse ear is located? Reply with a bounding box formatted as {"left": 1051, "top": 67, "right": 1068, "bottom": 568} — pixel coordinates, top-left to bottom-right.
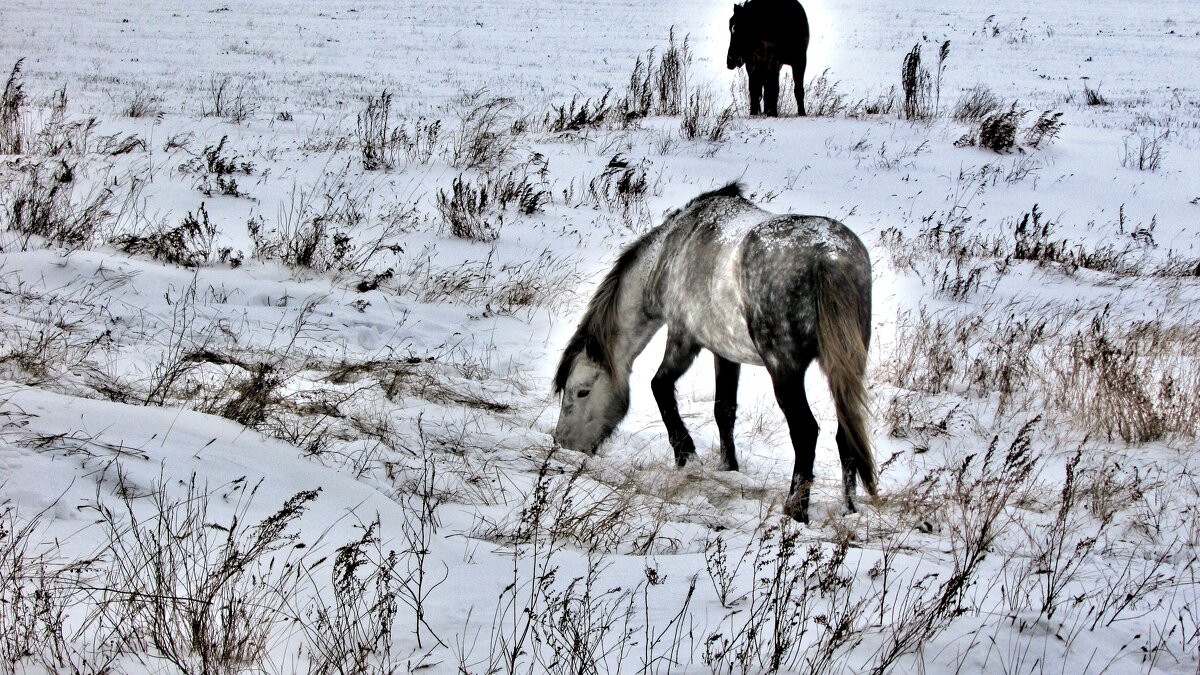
{"left": 732, "top": 3, "right": 740, "bottom": 13}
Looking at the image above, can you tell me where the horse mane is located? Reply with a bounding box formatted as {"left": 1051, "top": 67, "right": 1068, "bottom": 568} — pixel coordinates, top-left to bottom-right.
{"left": 554, "top": 182, "right": 747, "bottom": 393}
{"left": 554, "top": 237, "right": 650, "bottom": 392}
{"left": 731, "top": 0, "right": 765, "bottom": 18}
{"left": 686, "top": 181, "right": 745, "bottom": 207}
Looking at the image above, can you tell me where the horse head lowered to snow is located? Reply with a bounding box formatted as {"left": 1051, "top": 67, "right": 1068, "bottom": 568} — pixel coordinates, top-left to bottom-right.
{"left": 553, "top": 183, "right": 875, "bottom": 523}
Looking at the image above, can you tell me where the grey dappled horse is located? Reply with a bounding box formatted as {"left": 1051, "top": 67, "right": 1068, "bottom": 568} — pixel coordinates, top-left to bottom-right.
{"left": 727, "top": 0, "right": 810, "bottom": 116}
{"left": 552, "top": 183, "right": 875, "bottom": 523}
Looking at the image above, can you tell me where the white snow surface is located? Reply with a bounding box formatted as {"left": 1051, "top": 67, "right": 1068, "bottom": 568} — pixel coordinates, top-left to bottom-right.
{"left": 1, "top": 0, "right": 1199, "bottom": 672}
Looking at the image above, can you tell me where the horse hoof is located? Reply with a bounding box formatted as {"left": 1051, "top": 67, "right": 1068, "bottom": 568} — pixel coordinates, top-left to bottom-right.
{"left": 783, "top": 501, "right": 809, "bottom": 524}
{"left": 675, "top": 451, "right": 698, "bottom": 468}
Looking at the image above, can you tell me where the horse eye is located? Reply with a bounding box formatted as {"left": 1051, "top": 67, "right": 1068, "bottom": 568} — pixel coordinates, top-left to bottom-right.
{"left": 577, "top": 389, "right": 591, "bottom": 399}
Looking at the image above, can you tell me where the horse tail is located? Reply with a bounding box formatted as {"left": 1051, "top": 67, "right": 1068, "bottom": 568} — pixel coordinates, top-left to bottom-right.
{"left": 814, "top": 262, "right": 877, "bottom": 496}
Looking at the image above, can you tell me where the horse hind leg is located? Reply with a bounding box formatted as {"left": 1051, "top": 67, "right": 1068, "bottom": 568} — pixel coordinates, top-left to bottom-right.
{"left": 836, "top": 425, "right": 858, "bottom": 513}
{"left": 714, "top": 355, "right": 741, "bottom": 471}
{"left": 793, "top": 54, "right": 807, "bottom": 116}
{"left": 831, "top": 371, "right": 874, "bottom": 514}
{"left": 651, "top": 329, "right": 701, "bottom": 467}
{"left": 766, "top": 360, "right": 819, "bottom": 523}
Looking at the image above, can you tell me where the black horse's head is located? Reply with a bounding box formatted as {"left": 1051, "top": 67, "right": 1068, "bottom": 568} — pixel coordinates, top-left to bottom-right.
{"left": 727, "top": 3, "right": 749, "bottom": 70}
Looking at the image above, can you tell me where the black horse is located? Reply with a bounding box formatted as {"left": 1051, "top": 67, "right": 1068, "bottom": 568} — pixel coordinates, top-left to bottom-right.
{"left": 553, "top": 183, "right": 875, "bottom": 523}
{"left": 727, "top": 0, "right": 810, "bottom": 117}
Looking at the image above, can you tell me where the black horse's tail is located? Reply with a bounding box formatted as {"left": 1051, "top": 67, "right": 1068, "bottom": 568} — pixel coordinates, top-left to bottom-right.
{"left": 814, "top": 263, "right": 877, "bottom": 496}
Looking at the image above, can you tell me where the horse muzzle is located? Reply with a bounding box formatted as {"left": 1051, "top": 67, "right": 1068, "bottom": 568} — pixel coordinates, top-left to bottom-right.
{"left": 552, "top": 427, "right": 598, "bottom": 456}
{"left": 551, "top": 425, "right": 578, "bottom": 452}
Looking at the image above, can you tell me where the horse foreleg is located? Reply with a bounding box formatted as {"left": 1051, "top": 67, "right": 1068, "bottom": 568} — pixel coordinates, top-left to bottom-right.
{"left": 651, "top": 330, "right": 701, "bottom": 467}
{"left": 764, "top": 63, "right": 782, "bottom": 117}
{"left": 770, "top": 369, "right": 819, "bottom": 523}
{"left": 714, "top": 355, "right": 741, "bottom": 471}
{"left": 747, "top": 67, "right": 764, "bottom": 116}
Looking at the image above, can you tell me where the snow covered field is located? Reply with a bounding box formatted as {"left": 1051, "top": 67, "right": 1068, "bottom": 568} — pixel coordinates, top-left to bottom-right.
{"left": 1, "top": 0, "right": 1199, "bottom": 672}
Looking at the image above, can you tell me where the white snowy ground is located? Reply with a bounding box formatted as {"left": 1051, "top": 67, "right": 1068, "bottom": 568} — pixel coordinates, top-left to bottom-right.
{"left": 1, "top": 0, "right": 1199, "bottom": 672}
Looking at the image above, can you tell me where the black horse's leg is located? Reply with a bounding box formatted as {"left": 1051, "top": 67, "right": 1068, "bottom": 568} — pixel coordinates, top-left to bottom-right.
{"left": 793, "top": 53, "right": 808, "bottom": 116}
{"left": 747, "top": 64, "right": 764, "bottom": 116}
{"left": 764, "top": 62, "right": 782, "bottom": 117}
{"left": 768, "top": 367, "right": 819, "bottom": 523}
{"left": 652, "top": 329, "right": 701, "bottom": 467}
{"left": 714, "top": 355, "right": 741, "bottom": 471}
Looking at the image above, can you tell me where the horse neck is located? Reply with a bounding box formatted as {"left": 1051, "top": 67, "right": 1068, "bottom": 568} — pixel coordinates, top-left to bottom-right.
{"left": 608, "top": 237, "right": 665, "bottom": 381}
